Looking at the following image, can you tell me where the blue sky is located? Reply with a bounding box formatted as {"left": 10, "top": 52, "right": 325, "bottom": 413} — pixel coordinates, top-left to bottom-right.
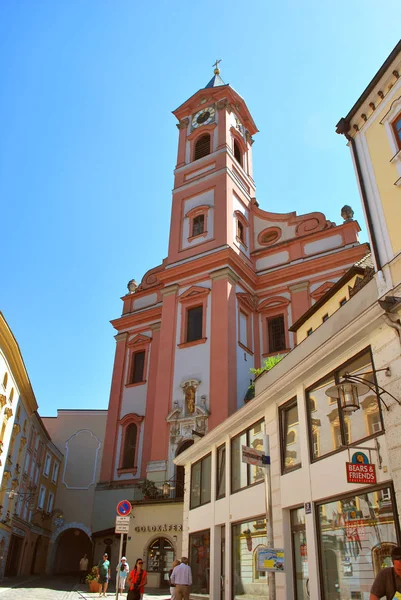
{"left": 1, "top": 1, "right": 400, "bottom": 416}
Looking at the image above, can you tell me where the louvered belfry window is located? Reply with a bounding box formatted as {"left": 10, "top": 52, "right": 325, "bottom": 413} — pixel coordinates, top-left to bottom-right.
{"left": 267, "top": 315, "right": 286, "bottom": 352}
{"left": 194, "top": 134, "right": 211, "bottom": 160}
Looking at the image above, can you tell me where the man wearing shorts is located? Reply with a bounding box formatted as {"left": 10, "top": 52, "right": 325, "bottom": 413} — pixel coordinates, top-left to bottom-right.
{"left": 98, "top": 553, "right": 111, "bottom": 597}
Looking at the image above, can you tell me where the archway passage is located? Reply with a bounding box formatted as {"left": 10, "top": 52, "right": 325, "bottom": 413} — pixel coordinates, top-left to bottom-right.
{"left": 176, "top": 440, "right": 194, "bottom": 498}
{"left": 53, "top": 528, "right": 92, "bottom": 575}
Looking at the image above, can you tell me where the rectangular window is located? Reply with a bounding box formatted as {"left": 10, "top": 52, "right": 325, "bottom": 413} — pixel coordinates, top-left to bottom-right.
{"left": 130, "top": 350, "right": 145, "bottom": 384}
{"left": 189, "top": 530, "right": 210, "bottom": 594}
{"left": 280, "top": 398, "right": 301, "bottom": 473}
{"left": 231, "top": 421, "right": 264, "bottom": 493}
{"left": 339, "top": 297, "right": 347, "bottom": 307}
{"left": 190, "top": 454, "right": 211, "bottom": 509}
{"left": 192, "top": 214, "right": 205, "bottom": 237}
{"left": 307, "top": 348, "right": 383, "bottom": 461}
{"left": 307, "top": 328, "right": 313, "bottom": 336}
{"left": 239, "top": 311, "right": 248, "bottom": 347}
{"left": 291, "top": 507, "right": 308, "bottom": 600}
{"left": 392, "top": 114, "right": 401, "bottom": 148}
{"left": 267, "top": 315, "right": 286, "bottom": 352}
{"left": 317, "top": 487, "right": 399, "bottom": 600}
{"left": 322, "top": 313, "right": 329, "bottom": 323}
{"left": 52, "top": 462, "right": 59, "bottom": 483}
{"left": 232, "top": 518, "right": 267, "bottom": 599}
{"left": 216, "top": 444, "right": 226, "bottom": 499}
{"left": 47, "top": 492, "right": 54, "bottom": 514}
{"left": 186, "top": 305, "right": 203, "bottom": 343}
{"left": 37, "top": 485, "right": 46, "bottom": 510}
{"left": 43, "top": 453, "right": 51, "bottom": 477}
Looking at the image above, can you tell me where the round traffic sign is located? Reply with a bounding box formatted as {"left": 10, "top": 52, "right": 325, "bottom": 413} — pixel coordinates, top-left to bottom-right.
{"left": 117, "top": 500, "right": 132, "bottom": 516}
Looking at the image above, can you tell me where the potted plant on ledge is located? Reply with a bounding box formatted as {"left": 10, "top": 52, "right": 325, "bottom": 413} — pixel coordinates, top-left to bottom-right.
{"left": 137, "top": 479, "right": 161, "bottom": 500}
{"left": 86, "top": 566, "right": 100, "bottom": 593}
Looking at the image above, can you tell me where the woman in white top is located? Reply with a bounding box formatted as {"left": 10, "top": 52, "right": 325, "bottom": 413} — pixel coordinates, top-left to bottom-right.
{"left": 116, "top": 556, "right": 130, "bottom": 595}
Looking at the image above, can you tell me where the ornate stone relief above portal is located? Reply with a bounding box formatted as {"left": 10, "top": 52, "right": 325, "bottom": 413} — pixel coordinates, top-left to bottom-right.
{"left": 166, "top": 378, "right": 209, "bottom": 448}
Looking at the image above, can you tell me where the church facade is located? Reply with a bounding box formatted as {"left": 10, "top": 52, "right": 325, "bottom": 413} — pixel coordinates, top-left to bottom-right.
{"left": 92, "top": 66, "right": 368, "bottom": 587}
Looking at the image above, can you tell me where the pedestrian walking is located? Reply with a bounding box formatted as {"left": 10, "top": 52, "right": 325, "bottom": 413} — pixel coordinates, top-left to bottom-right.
{"left": 170, "top": 556, "right": 192, "bottom": 600}
{"left": 127, "top": 558, "right": 147, "bottom": 600}
{"left": 79, "top": 553, "right": 89, "bottom": 583}
{"left": 370, "top": 546, "right": 401, "bottom": 599}
{"left": 116, "top": 556, "right": 130, "bottom": 596}
{"left": 169, "top": 559, "right": 180, "bottom": 600}
{"left": 98, "top": 553, "right": 111, "bottom": 597}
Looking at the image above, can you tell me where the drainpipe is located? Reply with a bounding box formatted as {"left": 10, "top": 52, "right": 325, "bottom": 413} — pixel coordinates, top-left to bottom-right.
{"left": 336, "top": 118, "right": 382, "bottom": 272}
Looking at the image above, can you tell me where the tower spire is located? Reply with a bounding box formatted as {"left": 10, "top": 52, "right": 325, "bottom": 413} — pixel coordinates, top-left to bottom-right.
{"left": 205, "top": 59, "right": 225, "bottom": 89}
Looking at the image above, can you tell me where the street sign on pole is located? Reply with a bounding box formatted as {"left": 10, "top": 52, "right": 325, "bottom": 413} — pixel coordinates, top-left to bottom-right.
{"left": 116, "top": 500, "right": 132, "bottom": 516}
{"left": 115, "top": 516, "right": 131, "bottom": 534}
{"left": 242, "top": 445, "right": 270, "bottom": 467}
{"left": 116, "top": 516, "right": 130, "bottom": 525}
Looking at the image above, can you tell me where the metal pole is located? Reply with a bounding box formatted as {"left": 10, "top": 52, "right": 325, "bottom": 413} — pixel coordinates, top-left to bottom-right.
{"left": 115, "top": 533, "right": 124, "bottom": 600}
{"left": 263, "top": 428, "right": 276, "bottom": 600}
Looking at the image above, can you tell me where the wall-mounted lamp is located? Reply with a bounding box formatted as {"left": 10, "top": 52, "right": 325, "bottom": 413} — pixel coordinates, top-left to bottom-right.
{"left": 326, "top": 368, "right": 400, "bottom": 413}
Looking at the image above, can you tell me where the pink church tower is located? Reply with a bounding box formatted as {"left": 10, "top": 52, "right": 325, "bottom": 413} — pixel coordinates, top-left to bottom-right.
{"left": 94, "top": 65, "right": 368, "bottom": 579}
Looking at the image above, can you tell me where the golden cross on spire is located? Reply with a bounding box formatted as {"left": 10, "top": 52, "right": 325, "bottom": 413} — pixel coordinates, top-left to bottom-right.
{"left": 213, "top": 59, "right": 222, "bottom": 75}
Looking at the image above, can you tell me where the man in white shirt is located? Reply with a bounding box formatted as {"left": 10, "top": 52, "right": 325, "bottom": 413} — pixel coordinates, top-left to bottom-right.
{"left": 79, "top": 553, "right": 89, "bottom": 583}
{"left": 170, "top": 556, "right": 192, "bottom": 600}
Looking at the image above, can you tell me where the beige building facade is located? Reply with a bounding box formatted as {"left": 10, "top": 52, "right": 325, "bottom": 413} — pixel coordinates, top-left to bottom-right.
{"left": 42, "top": 409, "right": 107, "bottom": 574}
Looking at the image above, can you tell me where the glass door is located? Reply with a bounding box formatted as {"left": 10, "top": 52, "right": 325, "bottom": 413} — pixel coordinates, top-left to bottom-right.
{"left": 291, "top": 507, "right": 309, "bottom": 600}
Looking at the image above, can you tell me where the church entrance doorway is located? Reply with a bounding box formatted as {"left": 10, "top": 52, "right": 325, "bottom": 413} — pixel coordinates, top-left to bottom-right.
{"left": 147, "top": 537, "right": 174, "bottom": 588}
{"left": 53, "top": 528, "right": 92, "bottom": 574}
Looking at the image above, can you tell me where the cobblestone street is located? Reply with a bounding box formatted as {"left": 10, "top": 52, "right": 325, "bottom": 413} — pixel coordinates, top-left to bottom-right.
{"left": 0, "top": 577, "right": 171, "bottom": 600}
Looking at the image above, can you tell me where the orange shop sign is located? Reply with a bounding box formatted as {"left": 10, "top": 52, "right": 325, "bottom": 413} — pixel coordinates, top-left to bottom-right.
{"left": 346, "top": 462, "right": 376, "bottom": 484}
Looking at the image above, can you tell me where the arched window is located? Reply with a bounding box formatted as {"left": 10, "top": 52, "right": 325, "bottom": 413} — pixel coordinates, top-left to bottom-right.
{"left": 122, "top": 423, "right": 138, "bottom": 469}
{"left": 194, "top": 134, "right": 211, "bottom": 161}
{"left": 2, "top": 373, "right": 8, "bottom": 390}
{"left": 287, "top": 430, "right": 296, "bottom": 445}
{"left": 147, "top": 537, "right": 174, "bottom": 574}
{"left": 234, "top": 140, "right": 242, "bottom": 165}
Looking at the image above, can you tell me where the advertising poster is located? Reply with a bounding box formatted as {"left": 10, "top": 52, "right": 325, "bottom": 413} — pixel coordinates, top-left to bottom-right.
{"left": 257, "top": 548, "right": 285, "bottom": 572}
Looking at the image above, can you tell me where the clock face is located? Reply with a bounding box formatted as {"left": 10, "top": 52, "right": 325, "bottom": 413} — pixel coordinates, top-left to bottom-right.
{"left": 192, "top": 106, "right": 215, "bottom": 128}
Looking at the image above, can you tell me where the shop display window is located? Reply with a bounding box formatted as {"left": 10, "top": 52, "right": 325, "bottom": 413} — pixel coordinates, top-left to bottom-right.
{"left": 232, "top": 518, "right": 268, "bottom": 598}
{"left": 280, "top": 398, "right": 301, "bottom": 473}
{"left": 307, "top": 348, "right": 383, "bottom": 461}
{"left": 189, "top": 530, "right": 210, "bottom": 595}
{"left": 291, "top": 507, "right": 308, "bottom": 600}
{"left": 317, "top": 486, "right": 400, "bottom": 600}
{"left": 231, "top": 421, "right": 264, "bottom": 493}
{"left": 147, "top": 537, "right": 174, "bottom": 585}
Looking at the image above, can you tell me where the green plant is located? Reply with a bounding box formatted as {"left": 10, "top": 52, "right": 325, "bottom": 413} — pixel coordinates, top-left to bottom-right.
{"left": 86, "top": 566, "right": 99, "bottom": 583}
{"left": 245, "top": 355, "right": 284, "bottom": 402}
{"left": 138, "top": 479, "right": 161, "bottom": 499}
{"left": 250, "top": 355, "right": 284, "bottom": 378}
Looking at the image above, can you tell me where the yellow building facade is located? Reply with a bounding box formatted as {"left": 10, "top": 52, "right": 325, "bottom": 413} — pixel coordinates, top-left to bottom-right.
{"left": 337, "top": 39, "right": 401, "bottom": 291}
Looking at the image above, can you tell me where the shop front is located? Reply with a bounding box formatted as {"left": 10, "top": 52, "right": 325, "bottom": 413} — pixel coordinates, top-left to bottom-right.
{"left": 125, "top": 502, "right": 183, "bottom": 589}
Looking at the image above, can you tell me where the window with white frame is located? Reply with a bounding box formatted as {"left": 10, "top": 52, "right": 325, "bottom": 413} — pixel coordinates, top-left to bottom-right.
{"left": 43, "top": 453, "right": 51, "bottom": 477}
{"left": 52, "top": 461, "right": 59, "bottom": 483}
{"left": 37, "top": 485, "right": 46, "bottom": 510}
{"left": 47, "top": 492, "right": 54, "bottom": 514}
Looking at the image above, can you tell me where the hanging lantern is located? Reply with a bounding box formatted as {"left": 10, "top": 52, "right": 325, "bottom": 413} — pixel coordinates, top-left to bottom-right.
{"left": 326, "top": 380, "right": 369, "bottom": 414}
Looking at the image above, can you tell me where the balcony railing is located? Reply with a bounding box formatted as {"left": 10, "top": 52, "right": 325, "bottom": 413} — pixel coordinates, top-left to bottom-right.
{"left": 132, "top": 478, "right": 185, "bottom": 503}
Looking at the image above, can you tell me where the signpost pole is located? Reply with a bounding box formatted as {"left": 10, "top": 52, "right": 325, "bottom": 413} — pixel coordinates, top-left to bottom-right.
{"left": 115, "top": 533, "right": 124, "bottom": 600}
{"left": 263, "top": 427, "right": 276, "bottom": 600}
